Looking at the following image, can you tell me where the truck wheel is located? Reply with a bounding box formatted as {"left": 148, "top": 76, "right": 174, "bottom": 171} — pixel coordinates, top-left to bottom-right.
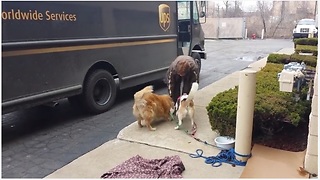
{"left": 81, "top": 69, "right": 117, "bottom": 114}
{"left": 191, "top": 52, "right": 201, "bottom": 73}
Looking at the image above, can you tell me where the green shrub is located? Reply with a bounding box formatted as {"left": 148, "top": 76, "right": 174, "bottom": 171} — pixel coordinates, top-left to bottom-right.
{"left": 295, "top": 45, "right": 318, "bottom": 56}
{"left": 267, "top": 54, "right": 290, "bottom": 64}
{"left": 206, "top": 63, "right": 311, "bottom": 138}
{"left": 294, "top": 38, "right": 318, "bottom": 46}
{"left": 290, "top": 54, "right": 317, "bottom": 67}
{"left": 267, "top": 53, "right": 317, "bottom": 67}
{"left": 206, "top": 87, "right": 238, "bottom": 136}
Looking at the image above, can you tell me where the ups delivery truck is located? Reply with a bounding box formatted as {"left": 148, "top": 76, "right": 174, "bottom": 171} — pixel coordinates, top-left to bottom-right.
{"left": 2, "top": 1, "right": 207, "bottom": 114}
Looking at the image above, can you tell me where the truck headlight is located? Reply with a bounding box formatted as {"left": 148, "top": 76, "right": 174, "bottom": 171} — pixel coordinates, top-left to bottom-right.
{"left": 313, "top": 28, "right": 318, "bottom": 33}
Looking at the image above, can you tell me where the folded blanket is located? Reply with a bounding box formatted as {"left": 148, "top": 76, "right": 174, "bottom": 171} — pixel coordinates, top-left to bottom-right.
{"left": 101, "top": 155, "right": 185, "bottom": 178}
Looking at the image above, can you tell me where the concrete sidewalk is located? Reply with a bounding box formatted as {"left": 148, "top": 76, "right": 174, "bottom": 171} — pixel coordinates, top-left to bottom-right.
{"left": 45, "top": 48, "right": 295, "bottom": 178}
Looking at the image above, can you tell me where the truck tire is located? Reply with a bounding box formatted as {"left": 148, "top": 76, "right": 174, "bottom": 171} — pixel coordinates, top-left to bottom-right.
{"left": 81, "top": 69, "right": 117, "bottom": 114}
{"left": 191, "top": 52, "right": 201, "bottom": 73}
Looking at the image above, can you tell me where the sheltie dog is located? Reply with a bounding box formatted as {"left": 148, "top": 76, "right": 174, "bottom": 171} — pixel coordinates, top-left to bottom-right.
{"left": 133, "top": 86, "right": 174, "bottom": 131}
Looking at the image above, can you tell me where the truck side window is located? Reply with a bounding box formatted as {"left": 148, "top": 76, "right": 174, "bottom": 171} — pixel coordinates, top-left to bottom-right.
{"left": 178, "top": 1, "right": 190, "bottom": 20}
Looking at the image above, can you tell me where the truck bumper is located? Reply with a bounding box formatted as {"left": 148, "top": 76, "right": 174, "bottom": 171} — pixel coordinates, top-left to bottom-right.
{"left": 201, "top": 52, "right": 207, "bottom": 59}
{"left": 192, "top": 50, "right": 207, "bottom": 60}
{"left": 293, "top": 33, "right": 310, "bottom": 39}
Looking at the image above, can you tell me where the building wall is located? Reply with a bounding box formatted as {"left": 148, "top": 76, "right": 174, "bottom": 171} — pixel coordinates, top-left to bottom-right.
{"left": 304, "top": 63, "right": 318, "bottom": 175}
{"left": 271, "top": 1, "right": 316, "bottom": 22}
{"left": 244, "top": 1, "right": 317, "bottom": 38}
{"left": 202, "top": 17, "right": 246, "bottom": 39}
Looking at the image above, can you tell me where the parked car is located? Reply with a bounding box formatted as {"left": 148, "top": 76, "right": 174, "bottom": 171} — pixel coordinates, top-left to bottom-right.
{"left": 293, "top": 19, "right": 318, "bottom": 39}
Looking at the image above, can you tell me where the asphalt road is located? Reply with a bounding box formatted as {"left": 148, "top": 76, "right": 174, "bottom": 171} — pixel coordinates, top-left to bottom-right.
{"left": 2, "top": 39, "right": 293, "bottom": 178}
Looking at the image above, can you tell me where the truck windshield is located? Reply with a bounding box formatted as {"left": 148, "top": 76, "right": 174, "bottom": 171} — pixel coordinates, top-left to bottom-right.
{"left": 298, "top": 19, "right": 315, "bottom": 25}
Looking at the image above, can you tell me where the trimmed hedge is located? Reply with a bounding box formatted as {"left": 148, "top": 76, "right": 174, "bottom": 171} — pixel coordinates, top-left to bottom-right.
{"left": 206, "top": 63, "right": 311, "bottom": 137}
{"left": 267, "top": 53, "right": 317, "bottom": 67}
{"left": 294, "top": 38, "right": 318, "bottom": 46}
{"left": 295, "top": 45, "right": 318, "bottom": 56}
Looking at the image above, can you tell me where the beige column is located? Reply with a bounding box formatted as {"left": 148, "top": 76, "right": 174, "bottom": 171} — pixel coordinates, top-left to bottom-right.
{"left": 235, "top": 69, "right": 257, "bottom": 162}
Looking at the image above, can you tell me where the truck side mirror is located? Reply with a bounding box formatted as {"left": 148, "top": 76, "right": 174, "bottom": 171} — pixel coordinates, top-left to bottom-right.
{"left": 200, "top": 11, "right": 206, "bottom": 18}
{"left": 199, "top": 1, "right": 206, "bottom": 24}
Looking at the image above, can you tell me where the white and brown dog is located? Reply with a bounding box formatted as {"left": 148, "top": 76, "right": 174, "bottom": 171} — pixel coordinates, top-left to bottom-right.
{"left": 174, "top": 82, "right": 199, "bottom": 130}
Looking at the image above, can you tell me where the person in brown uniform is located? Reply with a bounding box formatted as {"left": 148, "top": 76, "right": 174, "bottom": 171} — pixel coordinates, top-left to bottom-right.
{"left": 166, "top": 55, "right": 200, "bottom": 104}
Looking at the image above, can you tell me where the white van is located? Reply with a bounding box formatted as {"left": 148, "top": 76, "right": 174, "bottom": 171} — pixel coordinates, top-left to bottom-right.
{"left": 293, "top": 19, "right": 318, "bottom": 39}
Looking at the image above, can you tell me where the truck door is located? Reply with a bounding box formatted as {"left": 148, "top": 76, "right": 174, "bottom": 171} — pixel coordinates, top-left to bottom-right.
{"left": 191, "top": 1, "right": 202, "bottom": 48}
{"left": 177, "top": 1, "right": 192, "bottom": 56}
{"left": 177, "top": 1, "right": 203, "bottom": 56}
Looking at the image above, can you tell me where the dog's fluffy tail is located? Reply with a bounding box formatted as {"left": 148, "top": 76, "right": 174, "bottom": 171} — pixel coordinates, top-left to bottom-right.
{"left": 134, "top": 85, "right": 153, "bottom": 100}
{"left": 186, "top": 82, "right": 199, "bottom": 101}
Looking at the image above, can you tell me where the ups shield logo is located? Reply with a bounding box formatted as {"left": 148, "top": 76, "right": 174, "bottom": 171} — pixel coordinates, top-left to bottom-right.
{"left": 158, "top": 4, "right": 170, "bottom": 31}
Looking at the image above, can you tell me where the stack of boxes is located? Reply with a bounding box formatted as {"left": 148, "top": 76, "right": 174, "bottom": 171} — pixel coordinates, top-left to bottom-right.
{"left": 278, "top": 62, "right": 306, "bottom": 92}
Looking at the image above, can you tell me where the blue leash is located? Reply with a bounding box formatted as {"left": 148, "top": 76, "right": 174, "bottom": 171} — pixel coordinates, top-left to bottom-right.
{"left": 170, "top": 115, "right": 252, "bottom": 167}
{"left": 189, "top": 148, "right": 251, "bottom": 167}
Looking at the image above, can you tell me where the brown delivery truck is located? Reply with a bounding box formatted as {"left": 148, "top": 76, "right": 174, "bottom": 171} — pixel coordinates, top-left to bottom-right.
{"left": 2, "top": 1, "right": 207, "bottom": 114}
